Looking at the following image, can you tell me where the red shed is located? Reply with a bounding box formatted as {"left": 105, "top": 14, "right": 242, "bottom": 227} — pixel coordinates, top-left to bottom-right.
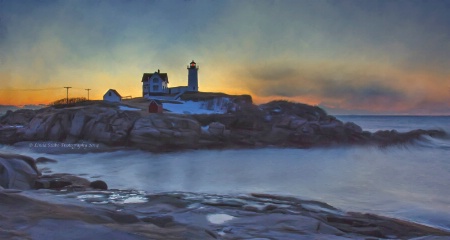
{"left": 148, "top": 100, "right": 163, "bottom": 113}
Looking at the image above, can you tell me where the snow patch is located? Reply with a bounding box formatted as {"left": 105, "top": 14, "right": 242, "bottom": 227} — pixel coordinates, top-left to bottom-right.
{"left": 163, "top": 99, "right": 229, "bottom": 115}
{"left": 207, "top": 214, "right": 235, "bottom": 224}
{"left": 118, "top": 106, "right": 141, "bottom": 111}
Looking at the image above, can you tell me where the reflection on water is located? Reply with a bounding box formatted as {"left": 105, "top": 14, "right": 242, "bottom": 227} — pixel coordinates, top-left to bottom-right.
{"left": 74, "top": 190, "right": 148, "bottom": 204}
{"left": 16, "top": 143, "right": 448, "bottom": 231}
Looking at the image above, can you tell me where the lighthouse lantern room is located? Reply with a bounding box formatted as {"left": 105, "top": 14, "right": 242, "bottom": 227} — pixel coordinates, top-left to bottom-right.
{"left": 187, "top": 60, "right": 199, "bottom": 92}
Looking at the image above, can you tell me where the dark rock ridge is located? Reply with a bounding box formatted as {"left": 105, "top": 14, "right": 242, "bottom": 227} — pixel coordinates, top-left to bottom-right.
{"left": 0, "top": 100, "right": 446, "bottom": 151}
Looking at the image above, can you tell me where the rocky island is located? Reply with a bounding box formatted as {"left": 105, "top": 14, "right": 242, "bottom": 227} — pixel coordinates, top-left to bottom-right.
{"left": 1, "top": 95, "right": 449, "bottom": 239}
{"left": 0, "top": 94, "right": 446, "bottom": 151}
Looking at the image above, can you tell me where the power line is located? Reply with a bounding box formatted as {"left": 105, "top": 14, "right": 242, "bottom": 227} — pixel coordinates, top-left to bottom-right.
{"left": 64, "top": 87, "right": 72, "bottom": 104}
{"left": 0, "top": 87, "right": 63, "bottom": 91}
{"left": 0, "top": 87, "right": 95, "bottom": 91}
{"left": 85, "top": 89, "right": 91, "bottom": 100}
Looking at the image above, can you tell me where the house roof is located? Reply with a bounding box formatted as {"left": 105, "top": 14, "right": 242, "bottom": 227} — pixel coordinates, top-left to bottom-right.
{"left": 149, "top": 99, "right": 163, "bottom": 105}
{"left": 142, "top": 72, "right": 169, "bottom": 83}
{"left": 106, "top": 89, "right": 122, "bottom": 98}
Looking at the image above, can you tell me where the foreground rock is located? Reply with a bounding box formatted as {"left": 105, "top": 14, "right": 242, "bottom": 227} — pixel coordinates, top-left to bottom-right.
{"left": 0, "top": 153, "right": 104, "bottom": 191}
{"left": 1, "top": 190, "right": 449, "bottom": 239}
{"left": 0, "top": 153, "right": 40, "bottom": 189}
{"left": 1, "top": 153, "right": 449, "bottom": 239}
{"left": 0, "top": 101, "right": 447, "bottom": 151}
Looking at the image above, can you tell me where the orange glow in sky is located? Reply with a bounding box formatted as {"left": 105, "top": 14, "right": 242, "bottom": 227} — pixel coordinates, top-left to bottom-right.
{"left": 1, "top": 1, "right": 449, "bottom": 114}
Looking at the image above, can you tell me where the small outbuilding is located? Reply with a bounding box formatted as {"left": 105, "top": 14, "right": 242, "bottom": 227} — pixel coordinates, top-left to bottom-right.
{"left": 103, "top": 89, "right": 122, "bottom": 102}
{"left": 148, "top": 99, "right": 163, "bottom": 113}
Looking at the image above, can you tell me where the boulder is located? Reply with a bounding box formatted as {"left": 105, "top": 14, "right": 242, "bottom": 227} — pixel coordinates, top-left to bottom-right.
{"left": 48, "top": 121, "right": 65, "bottom": 141}
{"left": 35, "top": 173, "right": 91, "bottom": 190}
{"left": 0, "top": 128, "right": 20, "bottom": 144}
{"left": 130, "top": 114, "right": 201, "bottom": 150}
{"left": 69, "top": 110, "right": 88, "bottom": 137}
{"left": 141, "top": 215, "right": 174, "bottom": 227}
{"left": 0, "top": 153, "right": 40, "bottom": 190}
{"left": 344, "top": 122, "right": 363, "bottom": 133}
{"left": 35, "top": 157, "right": 58, "bottom": 164}
{"left": 275, "top": 116, "right": 292, "bottom": 129}
{"left": 90, "top": 180, "right": 108, "bottom": 190}
{"left": 21, "top": 115, "right": 45, "bottom": 140}
{"left": 289, "top": 117, "right": 308, "bottom": 129}
{"left": 318, "top": 120, "right": 348, "bottom": 144}
{"left": 261, "top": 127, "right": 292, "bottom": 144}
{"left": 208, "top": 122, "right": 225, "bottom": 136}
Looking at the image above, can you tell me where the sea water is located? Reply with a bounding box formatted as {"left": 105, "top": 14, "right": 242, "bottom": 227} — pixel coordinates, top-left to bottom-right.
{"left": 1, "top": 115, "right": 450, "bottom": 230}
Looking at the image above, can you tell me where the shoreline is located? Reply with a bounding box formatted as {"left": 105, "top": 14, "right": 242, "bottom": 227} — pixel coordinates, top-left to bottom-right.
{"left": 1, "top": 150, "right": 450, "bottom": 239}
{"left": 3, "top": 186, "right": 450, "bottom": 239}
{"left": 1, "top": 102, "right": 450, "bottom": 238}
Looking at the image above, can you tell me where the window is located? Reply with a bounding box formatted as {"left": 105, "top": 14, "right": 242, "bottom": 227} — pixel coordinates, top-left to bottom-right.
{"left": 109, "top": 92, "right": 111, "bottom": 96}
{"left": 153, "top": 85, "right": 159, "bottom": 91}
{"left": 153, "top": 78, "right": 159, "bottom": 83}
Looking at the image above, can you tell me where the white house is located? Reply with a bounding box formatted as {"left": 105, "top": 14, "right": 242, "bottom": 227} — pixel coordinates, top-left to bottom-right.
{"left": 142, "top": 69, "right": 169, "bottom": 96}
{"left": 142, "top": 60, "right": 199, "bottom": 97}
{"left": 103, "top": 89, "right": 122, "bottom": 102}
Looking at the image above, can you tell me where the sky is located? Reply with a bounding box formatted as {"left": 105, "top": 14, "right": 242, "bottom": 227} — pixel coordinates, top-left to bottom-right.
{"left": 0, "top": 0, "right": 449, "bottom": 114}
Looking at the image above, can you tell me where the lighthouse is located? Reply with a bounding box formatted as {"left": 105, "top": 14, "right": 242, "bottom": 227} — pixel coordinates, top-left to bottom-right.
{"left": 187, "top": 60, "right": 199, "bottom": 92}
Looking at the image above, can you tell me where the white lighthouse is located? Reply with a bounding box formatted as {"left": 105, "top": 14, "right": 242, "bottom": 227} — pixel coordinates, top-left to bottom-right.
{"left": 187, "top": 60, "right": 199, "bottom": 92}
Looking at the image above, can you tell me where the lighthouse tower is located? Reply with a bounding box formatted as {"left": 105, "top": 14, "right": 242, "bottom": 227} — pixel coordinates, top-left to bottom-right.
{"left": 187, "top": 60, "right": 199, "bottom": 92}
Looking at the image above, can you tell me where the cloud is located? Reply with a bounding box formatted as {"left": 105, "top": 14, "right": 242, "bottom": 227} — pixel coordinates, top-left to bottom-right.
{"left": 238, "top": 61, "right": 449, "bottom": 114}
{"left": 0, "top": 0, "right": 449, "bottom": 114}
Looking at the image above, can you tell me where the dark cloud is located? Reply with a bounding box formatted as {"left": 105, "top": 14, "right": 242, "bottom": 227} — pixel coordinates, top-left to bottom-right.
{"left": 247, "top": 67, "right": 298, "bottom": 82}
{"left": 240, "top": 63, "right": 409, "bottom": 109}
{"left": 315, "top": 79, "right": 406, "bottom": 104}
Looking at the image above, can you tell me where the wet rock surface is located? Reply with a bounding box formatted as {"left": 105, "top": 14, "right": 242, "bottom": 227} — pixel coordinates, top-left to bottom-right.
{"left": 0, "top": 153, "right": 449, "bottom": 239}
{"left": 1, "top": 189, "right": 449, "bottom": 240}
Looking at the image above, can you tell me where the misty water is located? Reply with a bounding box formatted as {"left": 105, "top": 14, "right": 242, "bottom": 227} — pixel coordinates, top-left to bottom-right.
{"left": 2, "top": 116, "right": 450, "bottom": 230}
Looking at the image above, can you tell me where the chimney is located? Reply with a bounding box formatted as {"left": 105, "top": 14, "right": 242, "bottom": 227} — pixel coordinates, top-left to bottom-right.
{"left": 158, "top": 69, "right": 160, "bottom": 73}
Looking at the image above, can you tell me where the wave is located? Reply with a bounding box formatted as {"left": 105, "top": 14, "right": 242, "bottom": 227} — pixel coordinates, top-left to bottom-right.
{"left": 413, "top": 135, "right": 450, "bottom": 150}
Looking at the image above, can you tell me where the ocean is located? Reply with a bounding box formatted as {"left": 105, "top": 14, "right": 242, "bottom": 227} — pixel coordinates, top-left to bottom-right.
{"left": 2, "top": 115, "right": 450, "bottom": 230}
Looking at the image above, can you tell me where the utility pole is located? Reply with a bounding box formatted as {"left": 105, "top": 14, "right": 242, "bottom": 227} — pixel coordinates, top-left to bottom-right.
{"left": 63, "top": 87, "right": 72, "bottom": 104}
{"left": 85, "top": 88, "right": 91, "bottom": 100}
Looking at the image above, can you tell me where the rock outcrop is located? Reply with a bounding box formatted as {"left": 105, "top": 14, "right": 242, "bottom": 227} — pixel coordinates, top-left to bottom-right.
{"left": 0, "top": 109, "right": 36, "bottom": 125}
{"left": 0, "top": 105, "right": 141, "bottom": 146}
{"left": 1, "top": 185, "right": 449, "bottom": 239}
{"left": 130, "top": 114, "right": 201, "bottom": 151}
{"left": 0, "top": 153, "right": 40, "bottom": 189}
{"left": 0, "top": 153, "right": 107, "bottom": 191}
{"left": 0, "top": 101, "right": 447, "bottom": 151}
